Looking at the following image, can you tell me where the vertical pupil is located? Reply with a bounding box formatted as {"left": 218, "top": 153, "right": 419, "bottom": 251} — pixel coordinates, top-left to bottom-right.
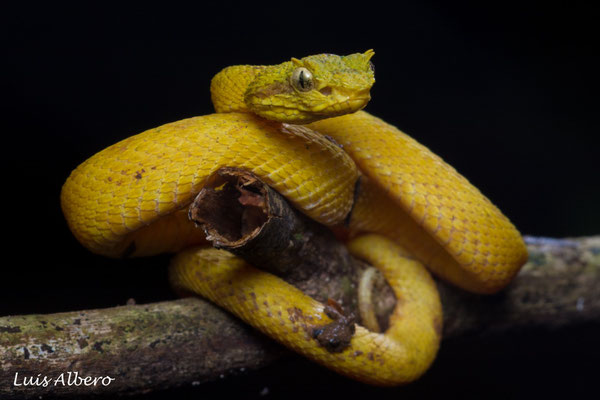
{"left": 299, "top": 71, "right": 307, "bottom": 88}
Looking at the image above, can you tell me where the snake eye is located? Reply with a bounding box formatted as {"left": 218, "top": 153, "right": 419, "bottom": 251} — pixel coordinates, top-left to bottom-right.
{"left": 291, "top": 67, "right": 314, "bottom": 92}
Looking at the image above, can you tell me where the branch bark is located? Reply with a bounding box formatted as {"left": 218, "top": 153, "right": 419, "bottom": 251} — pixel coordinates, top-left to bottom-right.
{"left": 1, "top": 169, "right": 599, "bottom": 398}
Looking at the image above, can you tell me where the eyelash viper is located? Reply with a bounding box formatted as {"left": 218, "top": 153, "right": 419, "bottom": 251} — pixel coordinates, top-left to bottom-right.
{"left": 61, "top": 50, "right": 528, "bottom": 386}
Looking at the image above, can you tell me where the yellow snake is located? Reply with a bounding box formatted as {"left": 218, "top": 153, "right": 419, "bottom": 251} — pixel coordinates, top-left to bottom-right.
{"left": 61, "top": 50, "right": 528, "bottom": 386}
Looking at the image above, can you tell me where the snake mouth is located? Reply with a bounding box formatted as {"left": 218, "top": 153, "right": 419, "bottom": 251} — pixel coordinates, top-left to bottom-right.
{"left": 251, "top": 88, "right": 372, "bottom": 124}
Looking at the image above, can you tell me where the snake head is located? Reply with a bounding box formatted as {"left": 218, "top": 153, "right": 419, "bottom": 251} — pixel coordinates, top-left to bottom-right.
{"left": 244, "top": 50, "right": 375, "bottom": 124}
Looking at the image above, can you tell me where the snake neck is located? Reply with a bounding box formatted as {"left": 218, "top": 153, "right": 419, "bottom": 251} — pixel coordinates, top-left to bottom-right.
{"left": 210, "top": 65, "right": 267, "bottom": 114}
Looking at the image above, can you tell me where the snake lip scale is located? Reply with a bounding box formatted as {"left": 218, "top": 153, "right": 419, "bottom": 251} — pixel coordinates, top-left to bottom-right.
{"left": 61, "top": 50, "right": 528, "bottom": 386}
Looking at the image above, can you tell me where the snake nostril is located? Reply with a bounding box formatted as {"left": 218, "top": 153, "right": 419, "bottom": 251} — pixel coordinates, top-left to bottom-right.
{"left": 319, "top": 87, "right": 332, "bottom": 96}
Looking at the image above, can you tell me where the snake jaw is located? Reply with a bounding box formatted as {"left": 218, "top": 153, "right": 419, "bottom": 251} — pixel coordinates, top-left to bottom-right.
{"left": 246, "top": 81, "right": 371, "bottom": 124}
{"left": 246, "top": 88, "right": 371, "bottom": 124}
{"left": 249, "top": 92, "right": 371, "bottom": 124}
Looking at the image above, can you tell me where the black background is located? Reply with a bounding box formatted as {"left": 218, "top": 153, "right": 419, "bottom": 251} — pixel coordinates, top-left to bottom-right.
{"left": 2, "top": 2, "right": 599, "bottom": 399}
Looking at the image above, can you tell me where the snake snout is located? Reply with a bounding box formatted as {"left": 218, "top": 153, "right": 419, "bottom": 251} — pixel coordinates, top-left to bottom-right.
{"left": 335, "top": 91, "right": 371, "bottom": 114}
{"left": 311, "top": 88, "right": 371, "bottom": 115}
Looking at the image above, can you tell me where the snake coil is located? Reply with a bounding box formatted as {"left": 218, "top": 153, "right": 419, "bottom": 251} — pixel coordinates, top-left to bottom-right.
{"left": 61, "top": 50, "right": 528, "bottom": 386}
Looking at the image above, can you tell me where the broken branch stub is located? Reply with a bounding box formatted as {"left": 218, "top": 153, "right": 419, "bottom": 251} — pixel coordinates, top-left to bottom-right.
{"left": 187, "top": 167, "right": 396, "bottom": 319}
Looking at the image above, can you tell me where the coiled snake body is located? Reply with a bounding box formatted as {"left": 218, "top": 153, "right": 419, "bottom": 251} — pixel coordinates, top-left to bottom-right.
{"left": 61, "top": 51, "right": 528, "bottom": 386}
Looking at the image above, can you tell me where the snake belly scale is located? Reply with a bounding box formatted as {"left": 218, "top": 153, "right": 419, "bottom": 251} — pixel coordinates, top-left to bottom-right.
{"left": 61, "top": 50, "right": 528, "bottom": 386}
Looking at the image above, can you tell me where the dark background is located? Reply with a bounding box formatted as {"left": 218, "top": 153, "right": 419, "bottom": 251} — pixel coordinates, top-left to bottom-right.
{"left": 2, "top": 1, "right": 599, "bottom": 399}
